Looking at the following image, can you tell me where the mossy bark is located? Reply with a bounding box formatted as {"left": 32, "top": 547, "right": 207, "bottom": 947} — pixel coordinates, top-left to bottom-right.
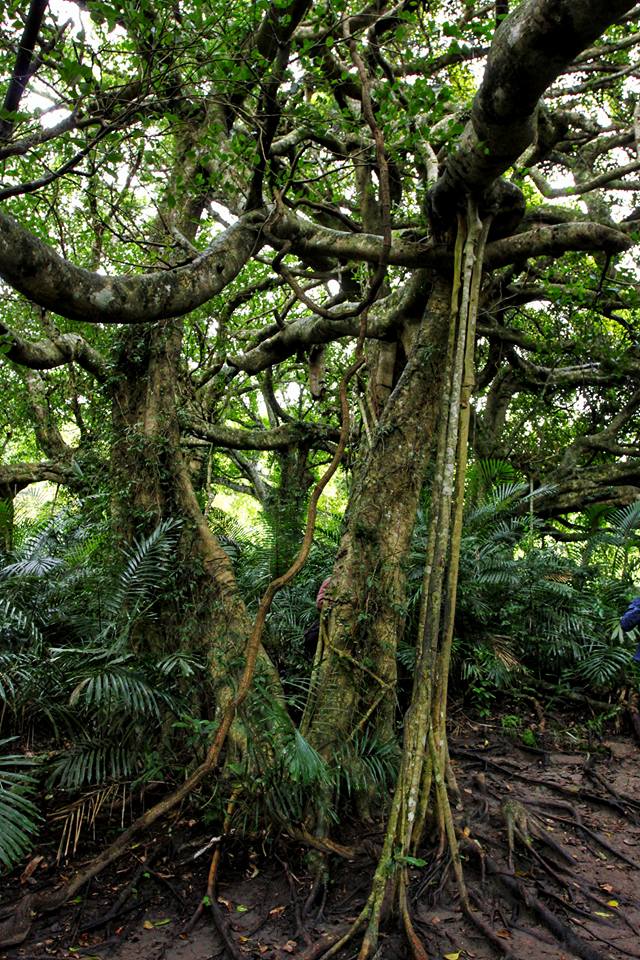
{"left": 263, "top": 445, "right": 314, "bottom": 578}
{"left": 304, "top": 276, "right": 452, "bottom": 757}
{"left": 0, "top": 486, "right": 14, "bottom": 553}
{"left": 109, "top": 318, "right": 284, "bottom": 744}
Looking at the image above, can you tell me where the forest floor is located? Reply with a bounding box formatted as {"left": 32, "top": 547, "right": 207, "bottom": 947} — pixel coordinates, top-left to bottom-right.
{"left": 2, "top": 709, "right": 640, "bottom": 960}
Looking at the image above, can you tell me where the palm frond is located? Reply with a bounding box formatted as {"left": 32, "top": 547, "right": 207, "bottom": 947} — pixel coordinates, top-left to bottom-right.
{"left": 48, "top": 731, "right": 142, "bottom": 790}
{"left": 51, "top": 784, "right": 123, "bottom": 862}
{"left": 282, "top": 729, "right": 330, "bottom": 786}
{"left": 104, "top": 519, "right": 181, "bottom": 620}
{"left": 573, "top": 642, "right": 630, "bottom": 687}
{"left": 68, "top": 664, "right": 172, "bottom": 719}
{"left": 0, "top": 599, "right": 44, "bottom": 648}
{"left": 157, "top": 652, "right": 203, "bottom": 678}
{"left": 0, "top": 740, "right": 40, "bottom": 871}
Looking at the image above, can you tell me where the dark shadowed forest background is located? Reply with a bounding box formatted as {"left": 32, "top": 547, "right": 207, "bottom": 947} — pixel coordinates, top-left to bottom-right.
{"left": 2, "top": 1, "right": 640, "bottom": 958}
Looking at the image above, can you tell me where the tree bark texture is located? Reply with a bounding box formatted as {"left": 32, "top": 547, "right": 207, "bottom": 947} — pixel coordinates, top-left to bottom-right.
{"left": 304, "top": 276, "right": 452, "bottom": 755}
{"left": 110, "top": 320, "right": 284, "bottom": 736}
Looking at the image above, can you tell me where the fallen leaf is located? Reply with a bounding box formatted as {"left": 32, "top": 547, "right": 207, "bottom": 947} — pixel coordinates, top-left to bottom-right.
{"left": 607, "top": 900, "right": 619, "bottom": 908}
{"left": 600, "top": 884, "right": 614, "bottom": 893}
{"left": 496, "top": 929, "right": 512, "bottom": 939}
{"left": 282, "top": 941, "right": 297, "bottom": 953}
{"left": 444, "top": 952, "right": 461, "bottom": 959}
{"left": 269, "top": 905, "right": 286, "bottom": 917}
{"left": 143, "top": 920, "right": 154, "bottom": 930}
{"left": 217, "top": 897, "right": 231, "bottom": 910}
{"left": 20, "top": 855, "right": 44, "bottom": 884}
{"left": 594, "top": 911, "right": 612, "bottom": 918}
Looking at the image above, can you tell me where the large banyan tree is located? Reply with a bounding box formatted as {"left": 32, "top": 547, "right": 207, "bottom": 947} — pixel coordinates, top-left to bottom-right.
{"left": 2, "top": 0, "right": 640, "bottom": 955}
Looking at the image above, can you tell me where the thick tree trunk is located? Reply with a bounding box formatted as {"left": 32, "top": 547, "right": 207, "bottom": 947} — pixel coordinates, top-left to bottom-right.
{"left": 0, "top": 485, "right": 15, "bottom": 553}
{"left": 264, "top": 445, "right": 314, "bottom": 578}
{"left": 109, "top": 320, "right": 284, "bottom": 741}
{"left": 304, "top": 276, "right": 452, "bottom": 758}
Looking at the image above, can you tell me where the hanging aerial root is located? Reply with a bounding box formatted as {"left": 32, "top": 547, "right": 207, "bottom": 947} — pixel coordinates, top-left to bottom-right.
{"left": 399, "top": 867, "right": 428, "bottom": 960}
{"left": 183, "top": 788, "right": 239, "bottom": 935}
{"left": 316, "top": 201, "right": 494, "bottom": 960}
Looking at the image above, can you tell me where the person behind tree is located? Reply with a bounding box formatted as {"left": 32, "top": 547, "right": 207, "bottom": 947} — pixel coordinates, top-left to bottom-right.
{"left": 620, "top": 596, "right": 640, "bottom": 663}
{"left": 315, "top": 576, "right": 332, "bottom": 611}
{"left": 303, "top": 577, "right": 333, "bottom": 658}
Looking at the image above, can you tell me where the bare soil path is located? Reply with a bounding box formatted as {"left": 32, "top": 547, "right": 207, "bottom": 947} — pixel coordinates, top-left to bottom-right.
{"left": 2, "top": 727, "right": 639, "bottom": 960}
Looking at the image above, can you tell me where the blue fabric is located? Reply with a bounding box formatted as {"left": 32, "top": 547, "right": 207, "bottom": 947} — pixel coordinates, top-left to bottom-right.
{"left": 634, "top": 643, "right": 640, "bottom": 664}
{"left": 620, "top": 596, "right": 640, "bottom": 632}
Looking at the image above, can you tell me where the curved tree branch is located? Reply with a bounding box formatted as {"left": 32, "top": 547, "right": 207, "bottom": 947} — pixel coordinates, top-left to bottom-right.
{"left": 0, "top": 322, "right": 109, "bottom": 379}
{"left": 428, "top": 0, "right": 636, "bottom": 225}
{"left": 228, "top": 270, "right": 429, "bottom": 373}
{"left": 0, "top": 210, "right": 266, "bottom": 323}
{"left": 0, "top": 459, "right": 74, "bottom": 493}
{"left": 484, "top": 222, "right": 630, "bottom": 267}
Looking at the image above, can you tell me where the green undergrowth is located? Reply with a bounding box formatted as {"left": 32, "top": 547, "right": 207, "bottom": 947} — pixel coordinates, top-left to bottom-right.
{"left": 1, "top": 472, "right": 639, "bottom": 873}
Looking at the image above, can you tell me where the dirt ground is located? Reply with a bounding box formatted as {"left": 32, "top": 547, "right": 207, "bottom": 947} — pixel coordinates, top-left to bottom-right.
{"left": 2, "top": 721, "right": 639, "bottom": 960}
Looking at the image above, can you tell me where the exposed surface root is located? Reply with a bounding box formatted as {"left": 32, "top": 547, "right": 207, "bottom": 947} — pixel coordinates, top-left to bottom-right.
{"left": 2, "top": 731, "right": 640, "bottom": 960}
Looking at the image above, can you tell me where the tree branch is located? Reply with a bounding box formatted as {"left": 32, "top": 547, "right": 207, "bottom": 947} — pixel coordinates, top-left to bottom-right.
{"left": 228, "top": 270, "right": 429, "bottom": 373}
{"left": 0, "top": 459, "right": 74, "bottom": 494}
{"left": 0, "top": 0, "right": 48, "bottom": 141}
{"left": 24, "top": 371, "right": 72, "bottom": 461}
{"left": 428, "top": 0, "right": 637, "bottom": 225}
{"left": 186, "top": 418, "right": 340, "bottom": 451}
{"left": 0, "top": 321, "right": 109, "bottom": 379}
{"left": 484, "top": 222, "right": 630, "bottom": 267}
{"left": 0, "top": 209, "right": 266, "bottom": 323}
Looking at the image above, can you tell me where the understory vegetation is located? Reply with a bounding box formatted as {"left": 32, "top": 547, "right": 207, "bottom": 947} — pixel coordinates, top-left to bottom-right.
{"left": 2, "top": 465, "right": 639, "bottom": 872}
{"left": 2, "top": 0, "right": 640, "bottom": 956}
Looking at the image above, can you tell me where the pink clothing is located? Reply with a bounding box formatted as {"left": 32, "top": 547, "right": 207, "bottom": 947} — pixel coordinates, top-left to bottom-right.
{"left": 316, "top": 577, "right": 332, "bottom": 610}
